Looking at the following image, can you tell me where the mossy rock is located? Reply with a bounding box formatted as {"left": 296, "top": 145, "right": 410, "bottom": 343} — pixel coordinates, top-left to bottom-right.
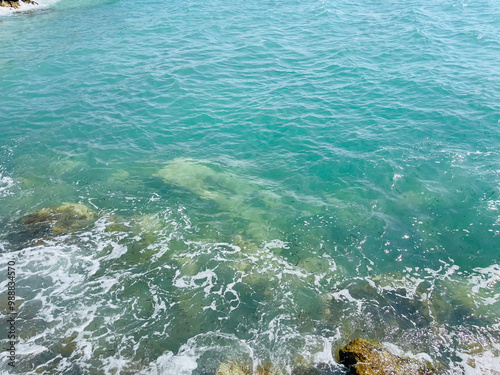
{"left": 296, "top": 257, "right": 331, "bottom": 274}
{"left": 105, "top": 223, "right": 129, "bottom": 232}
{"left": 216, "top": 362, "right": 252, "bottom": 375}
{"left": 54, "top": 331, "right": 81, "bottom": 358}
{"left": 338, "top": 338, "right": 435, "bottom": 375}
{"left": 215, "top": 361, "right": 285, "bottom": 375}
{"left": 21, "top": 203, "right": 97, "bottom": 237}
{"left": 108, "top": 169, "right": 130, "bottom": 182}
{"left": 7, "top": 203, "right": 97, "bottom": 249}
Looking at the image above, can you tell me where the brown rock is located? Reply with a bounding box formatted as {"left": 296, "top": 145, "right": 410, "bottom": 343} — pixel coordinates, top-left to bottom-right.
{"left": 215, "top": 361, "right": 285, "bottom": 375}
{"left": 0, "top": 0, "right": 38, "bottom": 8}
{"left": 0, "top": 0, "right": 20, "bottom": 8}
{"left": 338, "top": 338, "right": 434, "bottom": 375}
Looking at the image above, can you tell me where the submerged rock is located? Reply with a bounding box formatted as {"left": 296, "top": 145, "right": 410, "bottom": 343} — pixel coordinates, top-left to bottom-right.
{"left": 153, "top": 158, "right": 284, "bottom": 242}
{"left": 22, "top": 203, "right": 96, "bottom": 235}
{"left": 215, "top": 361, "right": 285, "bottom": 375}
{"left": 55, "top": 331, "right": 81, "bottom": 359}
{"left": 16, "top": 203, "right": 97, "bottom": 243}
{"left": 338, "top": 338, "right": 434, "bottom": 375}
{"left": 108, "top": 169, "right": 130, "bottom": 182}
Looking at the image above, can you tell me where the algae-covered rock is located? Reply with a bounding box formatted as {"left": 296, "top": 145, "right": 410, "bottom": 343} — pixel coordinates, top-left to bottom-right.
{"left": 153, "top": 158, "right": 284, "bottom": 242}
{"left": 108, "top": 169, "right": 130, "bottom": 182}
{"left": 215, "top": 361, "right": 285, "bottom": 375}
{"left": 55, "top": 331, "right": 81, "bottom": 358}
{"left": 7, "top": 203, "right": 97, "bottom": 250}
{"left": 338, "top": 338, "right": 434, "bottom": 375}
{"left": 216, "top": 361, "right": 252, "bottom": 375}
{"left": 296, "top": 257, "right": 331, "bottom": 274}
{"left": 153, "top": 158, "right": 266, "bottom": 218}
{"left": 215, "top": 358, "right": 335, "bottom": 375}
{"left": 21, "top": 203, "right": 97, "bottom": 237}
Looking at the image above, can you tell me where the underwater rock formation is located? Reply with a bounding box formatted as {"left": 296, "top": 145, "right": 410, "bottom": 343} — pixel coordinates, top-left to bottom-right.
{"left": 0, "top": 0, "right": 37, "bottom": 8}
{"left": 6, "top": 203, "right": 98, "bottom": 248}
{"left": 153, "top": 158, "right": 285, "bottom": 242}
{"left": 338, "top": 338, "right": 434, "bottom": 375}
{"left": 21, "top": 203, "right": 96, "bottom": 236}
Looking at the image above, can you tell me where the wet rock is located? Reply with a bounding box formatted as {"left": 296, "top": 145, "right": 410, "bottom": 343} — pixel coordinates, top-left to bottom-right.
{"left": 215, "top": 361, "right": 337, "bottom": 375}
{"left": 0, "top": 0, "right": 37, "bottom": 8}
{"left": 5, "top": 204, "right": 96, "bottom": 250}
{"left": 216, "top": 362, "right": 252, "bottom": 375}
{"left": 215, "top": 361, "right": 285, "bottom": 375}
{"left": 0, "top": 0, "right": 20, "bottom": 8}
{"left": 338, "top": 338, "right": 434, "bottom": 375}
{"left": 105, "top": 222, "right": 129, "bottom": 232}
{"left": 34, "top": 362, "right": 62, "bottom": 374}
{"left": 55, "top": 331, "right": 81, "bottom": 358}
{"left": 21, "top": 203, "right": 96, "bottom": 236}
{"left": 6, "top": 203, "right": 97, "bottom": 249}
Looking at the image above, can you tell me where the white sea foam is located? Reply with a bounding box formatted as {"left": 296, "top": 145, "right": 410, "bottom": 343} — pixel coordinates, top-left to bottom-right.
{"left": 141, "top": 332, "right": 255, "bottom": 375}
{"left": 456, "top": 344, "right": 500, "bottom": 375}
{"left": 145, "top": 351, "right": 198, "bottom": 375}
{"left": 312, "top": 336, "right": 336, "bottom": 364}
{"left": 13, "top": 342, "right": 47, "bottom": 356}
{"left": 0, "top": 172, "right": 15, "bottom": 197}
{"left": 263, "top": 239, "right": 290, "bottom": 250}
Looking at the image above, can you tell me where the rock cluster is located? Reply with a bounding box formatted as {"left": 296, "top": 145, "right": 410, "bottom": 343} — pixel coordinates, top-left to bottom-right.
{"left": 215, "top": 339, "right": 436, "bottom": 375}
{"left": 9, "top": 203, "right": 96, "bottom": 247}
{"left": 0, "top": 0, "right": 38, "bottom": 8}
{"left": 216, "top": 362, "right": 261, "bottom": 375}
{"left": 215, "top": 361, "right": 293, "bottom": 375}
{"left": 338, "top": 338, "right": 435, "bottom": 375}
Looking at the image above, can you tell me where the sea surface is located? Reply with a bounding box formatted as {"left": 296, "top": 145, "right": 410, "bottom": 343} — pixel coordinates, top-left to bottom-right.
{"left": 1, "top": 0, "right": 499, "bottom": 374}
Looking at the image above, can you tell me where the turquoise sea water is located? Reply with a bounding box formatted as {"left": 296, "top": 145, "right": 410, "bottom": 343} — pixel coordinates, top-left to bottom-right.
{"left": 1, "top": 0, "right": 499, "bottom": 373}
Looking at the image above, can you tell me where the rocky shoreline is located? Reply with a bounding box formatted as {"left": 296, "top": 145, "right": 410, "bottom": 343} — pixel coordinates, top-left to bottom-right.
{"left": 4, "top": 195, "right": 491, "bottom": 374}
{"left": 0, "top": 0, "right": 38, "bottom": 9}
{"left": 214, "top": 338, "right": 437, "bottom": 374}
{"left": 6, "top": 204, "right": 442, "bottom": 374}
{"left": 338, "top": 338, "right": 435, "bottom": 375}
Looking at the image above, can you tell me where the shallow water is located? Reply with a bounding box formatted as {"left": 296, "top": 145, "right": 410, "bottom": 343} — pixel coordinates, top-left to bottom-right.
{"left": 1, "top": 0, "right": 499, "bottom": 373}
